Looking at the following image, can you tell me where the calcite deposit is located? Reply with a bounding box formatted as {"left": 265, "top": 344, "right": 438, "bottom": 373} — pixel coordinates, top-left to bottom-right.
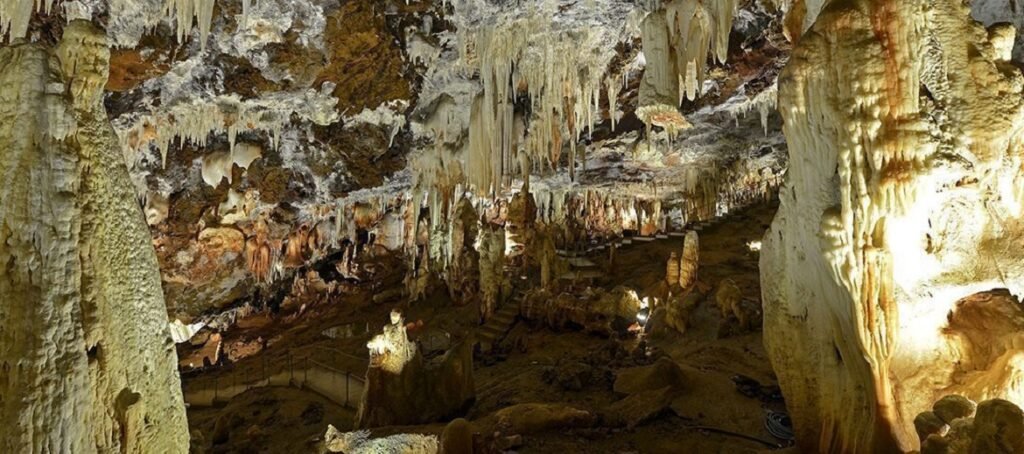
{"left": 762, "top": 0, "right": 1024, "bottom": 451}
{"left": 0, "top": 20, "right": 187, "bottom": 453}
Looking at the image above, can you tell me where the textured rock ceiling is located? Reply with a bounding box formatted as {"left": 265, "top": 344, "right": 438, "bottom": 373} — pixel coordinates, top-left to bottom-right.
{"left": 0, "top": 0, "right": 784, "bottom": 320}
{"left": 3, "top": 0, "right": 1019, "bottom": 319}
{"left": 0, "top": 2, "right": 953, "bottom": 322}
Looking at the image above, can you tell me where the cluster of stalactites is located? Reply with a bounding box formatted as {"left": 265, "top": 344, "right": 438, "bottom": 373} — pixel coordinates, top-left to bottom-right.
{"left": 662, "top": 0, "right": 736, "bottom": 102}
{"left": 635, "top": 0, "right": 737, "bottom": 139}
{"left": 239, "top": 0, "right": 261, "bottom": 27}
{"left": 458, "top": 5, "right": 617, "bottom": 196}
{"left": 117, "top": 84, "right": 338, "bottom": 168}
{"left": 725, "top": 82, "right": 778, "bottom": 135}
{"left": 120, "top": 99, "right": 280, "bottom": 169}
{"left": 165, "top": 0, "right": 216, "bottom": 50}
{"left": 0, "top": 0, "right": 216, "bottom": 48}
{"left": 313, "top": 151, "right": 782, "bottom": 300}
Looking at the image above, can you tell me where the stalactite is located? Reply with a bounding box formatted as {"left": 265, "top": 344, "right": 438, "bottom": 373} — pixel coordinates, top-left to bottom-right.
{"left": 605, "top": 73, "right": 622, "bottom": 133}
{"left": 2, "top": 0, "right": 219, "bottom": 48}
{"left": 708, "top": 0, "right": 736, "bottom": 64}
{"left": 200, "top": 143, "right": 262, "bottom": 187}
{"left": 635, "top": 0, "right": 737, "bottom": 140}
{"left": 664, "top": 0, "right": 713, "bottom": 102}
{"left": 0, "top": 0, "right": 55, "bottom": 41}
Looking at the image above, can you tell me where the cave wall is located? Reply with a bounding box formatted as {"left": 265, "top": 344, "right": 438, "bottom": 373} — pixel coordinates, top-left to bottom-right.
{"left": 761, "top": 0, "right": 1024, "bottom": 452}
{"left": 0, "top": 21, "right": 188, "bottom": 453}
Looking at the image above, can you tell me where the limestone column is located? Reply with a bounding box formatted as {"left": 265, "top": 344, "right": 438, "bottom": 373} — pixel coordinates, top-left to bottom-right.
{"left": 0, "top": 21, "right": 189, "bottom": 453}
{"left": 761, "top": 0, "right": 1024, "bottom": 451}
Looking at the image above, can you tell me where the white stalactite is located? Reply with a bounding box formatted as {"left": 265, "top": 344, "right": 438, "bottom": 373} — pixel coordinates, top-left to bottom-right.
{"left": 724, "top": 83, "right": 778, "bottom": 135}
{"left": 0, "top": 0, "right": 54, "bottom": 41}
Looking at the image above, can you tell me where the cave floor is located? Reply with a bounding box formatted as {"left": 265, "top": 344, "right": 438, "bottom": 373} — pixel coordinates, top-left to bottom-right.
{"left": 182, "top": 201, "right": 790, "bottom": 453}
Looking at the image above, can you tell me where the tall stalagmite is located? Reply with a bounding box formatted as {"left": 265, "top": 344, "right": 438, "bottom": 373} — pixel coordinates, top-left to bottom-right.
{"left": 0, "top": 21, "right": 188, "bottom": 453}
{"left": 762, "top": 0, "right": 1024, "bottom": 452}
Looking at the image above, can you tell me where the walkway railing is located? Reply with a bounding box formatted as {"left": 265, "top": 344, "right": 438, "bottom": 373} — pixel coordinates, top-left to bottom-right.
{"left": 182, "top": 343, "right": 368, "bottom": 410}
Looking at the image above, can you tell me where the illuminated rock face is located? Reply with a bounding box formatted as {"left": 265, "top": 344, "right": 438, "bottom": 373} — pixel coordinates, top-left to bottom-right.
{"left": 358, "top": 313, "right": 474, "bottom": 429}
{"left": 0, "top": 21, "right": 188, "bottom": 453}
{"left": 762, "top": 0, "right": 1024, "bottom": 451}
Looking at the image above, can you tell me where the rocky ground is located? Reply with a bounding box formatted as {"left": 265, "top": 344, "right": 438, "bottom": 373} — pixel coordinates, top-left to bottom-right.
{"left": 182, "top": 201, "right": 789, "bottom": 453}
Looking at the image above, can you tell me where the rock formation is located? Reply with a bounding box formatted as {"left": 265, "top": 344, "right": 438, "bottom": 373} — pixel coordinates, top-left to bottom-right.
{"left": 358, "top": 312, "right": 475, "bottom": 428}
{"left": 0, "top": 0, "right": 814, "bottom": 451}
{"left": 665, "top": 251, "right": 681, "bottom": 286}
{"left": 478, "top": 224, "right": 508, "bottom": 323}
{"left": 366, "top": 310, "right": 418, "bottom": 375}
{"left": 914, "top": 395, "right": 1024, "bottom": 454}
{"left": 492, "top": 403, "right": 595, "bottom": 435}
{"left": 714, "top": 278, "right": 758, "bottom": 332}
{"left": 761, "top": 0, "right": 1024, "bottom": 451}
{"left": 447, "top": 197, "right": 481, "bottom": 306}
{"left": 678, "top": 231, "right": 699, "bottom": 289}
{"left": 522, "top": 286, "right": 643, "bottom": 335}
{"left": 662, "top": 291, "right": 702, "bottom": 335}
{"left": 323, "top": 426, "right": 439, "bottom": 454}
{"left": 0, "top": 21, "right": 187, "bottom": 453}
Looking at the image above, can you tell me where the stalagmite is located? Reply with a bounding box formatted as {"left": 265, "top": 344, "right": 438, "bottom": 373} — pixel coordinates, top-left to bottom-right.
{"left": 761, "top": 0, "right": 1024, "bottom": 451}
{"left": 478, "top": 224, "right": 508, "bottom": 323}
{"left": 358, "top": 311, "right": 475, "bottom": 429}
{"left": 666, "top": 251, "right": 681, "bottom": 286}
{"left": 538, "top": 226, "right": 557, "bottom": 288}
{"left": 0, "top": 21, "right": 188, "bottom": 453}
{"left": 678, "top": 230, "right": 698, "bottom": 289}
{"left": 366, "top": 310, "right": 417, "bottom": 375}
{"left": 447, "top": 197, "right": 481, "bottom": 306}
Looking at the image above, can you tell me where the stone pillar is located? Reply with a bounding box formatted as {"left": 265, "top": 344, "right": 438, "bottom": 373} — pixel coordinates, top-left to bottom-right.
{"left": 0, "top": 21, "right": 188, "bottom": 453}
